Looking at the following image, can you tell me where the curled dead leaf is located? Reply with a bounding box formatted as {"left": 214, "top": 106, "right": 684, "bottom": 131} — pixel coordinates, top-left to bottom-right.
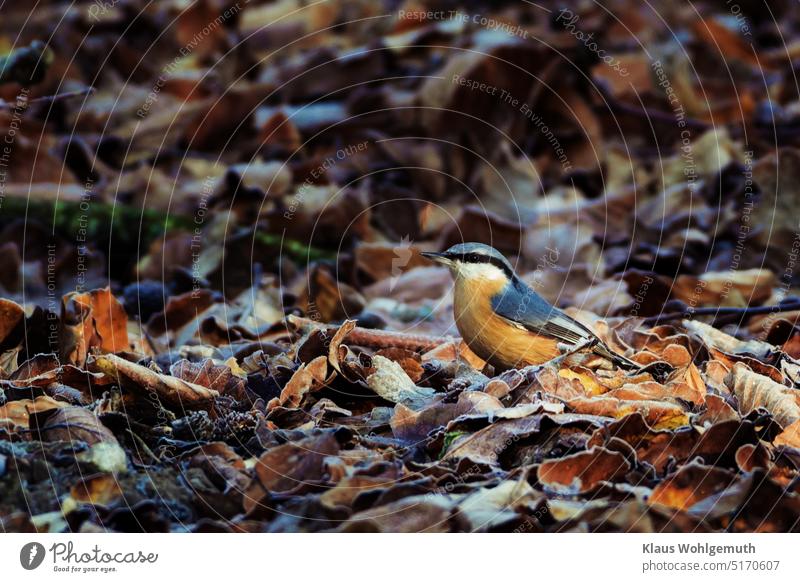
{"left": 567, "top": 396, "right": 690, "bottom": 430}
{"left": 61, "top": 287, "right": 129, "bottom": 365}
{"left": 0, "top": 396, "right": 68, "bottom": 435}
{"left": 648, "top": 460, "right": 737, "bottom": 511}
{"left": 90, "top": 354, "right": 218, "bottom": 410}
{"left": 537, "top": 447, "right": 630, "bottom": 494}
{"left": 254, "top": 432, "right": 340, "bottom": 495}
{"left": 727, "top": 362, "right": 800, "bottom": 428}
{"left": 366, "top": 355, "right": 435, "bottom": 408}
{"left": 269, "top": 355, "right": 332, "bottom": 409}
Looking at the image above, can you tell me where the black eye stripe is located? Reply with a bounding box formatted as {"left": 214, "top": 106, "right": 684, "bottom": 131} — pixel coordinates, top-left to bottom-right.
{"left": 455, "top": 252, "right": 515, "bottom": 277}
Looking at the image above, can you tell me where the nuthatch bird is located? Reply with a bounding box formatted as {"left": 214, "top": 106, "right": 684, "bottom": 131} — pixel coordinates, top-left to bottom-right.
{"left": 421, "top": 242, "right": 641, "bottom": 372}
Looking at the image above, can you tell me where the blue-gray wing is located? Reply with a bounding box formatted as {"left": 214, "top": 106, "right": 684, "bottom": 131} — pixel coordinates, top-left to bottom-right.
{"left": 490, "top": 281, "right": 596, "bottom": 346}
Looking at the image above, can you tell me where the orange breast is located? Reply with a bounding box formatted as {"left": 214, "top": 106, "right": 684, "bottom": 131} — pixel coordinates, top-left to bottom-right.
{"left": 453, "top": 278, "right": 560, "bottom": 370}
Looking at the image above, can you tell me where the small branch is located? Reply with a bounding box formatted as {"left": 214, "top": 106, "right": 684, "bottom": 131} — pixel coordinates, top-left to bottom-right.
{"left": 0, "top": 86, "right": 95, "bottom": 110}
{"left": 596, "top": 84, "right": 709, "bottom": 132}
{"left": 643, "top": 301, "right": 800, "bottom": 326}
{"left": 287, "top": 315, "right": 454, "bottom": 352}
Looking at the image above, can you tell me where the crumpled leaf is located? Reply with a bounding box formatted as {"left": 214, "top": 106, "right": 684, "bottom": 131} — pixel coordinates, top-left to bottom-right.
{"left": 537, "top": 446, "right": 630, "bottom": 494}
{"left": 0, "top": 298, "right": 24, "bottom": 346}
{"left": 268, "top": 355, "right": 332, "bottom": 410}
{"left": 454, "top": 479, "right": 544, "bottom": 532}
{"left": 0, "top": 396, "right": 68, "bottom": 434}
{"left": 649, "top": 460, "right": 739, "bottom": 512}
{"left": 70, "top": 474, "right": 123, "bottom": 507}
{"left": 366, "top": 355, "right": 436, "bottom": 408}
{"left": 338, "top": 495, "right": 454, "bottom": 533}
{"left": 684, "top": 319, "right": 773, "bottom": 358}
{"left": 253, "top": 432, "right": 340, "bottom": 496}
{"left": 391, "top": 391, "right": 503, "bottom": 442}
{"left": 90, "top": 353, "right": 218, "bottom": 410}
{"left": 170, "top": 358, "right": 248, "bottom": 400}
{"left": 728, "top": 362, "right": 800, "bottom": 429}
{"left": 566, "top": 395, "right": 690, "bottom": 430}
{"left": 61, "top": 287, "right": 129, "bottom": 365}
{"left": 2, "top": 0, "right": 800, "bottom": 536}
{"left": 31, "top": 406, "right": 127, "bottom": 473}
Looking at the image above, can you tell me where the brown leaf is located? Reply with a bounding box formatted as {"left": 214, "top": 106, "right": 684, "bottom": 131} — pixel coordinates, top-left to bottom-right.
{"left": 0, "top": 396, "right": 68, "bottom": 434}
{"left": 691, "top": 419, "right": 760, "bottom": 468}
{"left": 61, "top": 287, "right": 129, "bottom": 365}
{"left": 90, "top": 353, "right": 218, "bottom": 410}
{"left": 537, "top": 447, "right": 630, "bottom": 494}
{"left": 31, "top": 406, "right": 117, "bottom": 445}
{"left": 7, "top": 354, "right": 111, "bottom": 400}
{"left": 391, "top": 391, "right": 503, "bottom": 442}
{"left": 0, "top": 298, "right": 24, "bottom": 345}
{"left": 683, "top": 320, "right": 772, "bottom": 358}
{"left": 455, "top": 479, "right": 544, "bottom": 532}
{"left": 70, "top": 474, "right": 123, "bottom": 507}
{"left": 752, "top": 149, "right": 800, "bottom": 250}
{"left": 774, "top": 419, "right": 800, "bottom": 449}
{"left": 355, "top": 243, "right": 430, "bottom": 284}
{"left": 588, "top": 412, "right": 698, "bottom": 473}
{"left": 146, "top": 289, "right": 215, "bottom": 336}
{"left": 319, "top": 474, "right": 397, "bottom": 511}
{"left": 374, "top": 348, "right": 424, "bottom": 383}
{"left": 727, "top": 362, "right": 800, "bottom": 428}
{"left": 298, "top": 268, "right": 365, "bottom": 323}
{"left": 170, "top": 358, "right": 248, "bottom": 400}
{"left": 365, "top": 355, "right": 435, "bottom": 407}
{"left": 649, "top": 460, "right": 737, "bottom": 511}
{"left": 269, "top": 355, "right": 331, "bottom": 409}
{"left": 735, "top": 443, "right": 771, "bottom": 473}
{"left": 442, "top": 414, "right": 544, "bottom": 465}
{"left": 694, "top": 393, "right": 739, "bottom": 426}
{"left": 691, "top": 19, "right": 760, "bottom": 67}
{"left": 567, "top": 396, "right": 689, "bottom": 430}
{"left": 338, "top": 495, "right": 455, "bottom": 533}
{"left": 605, "top": 379, "right": 704, "bottom": 405}
{"left": 422, "top": 340, "right": 486, "bottom": 370}
{"left": 254, "top": 432, "right": 340, "bottom": 495}
{"left": 327, "top": 319, "right": 357, "bottom": 376}
{"left": 673, "top": 270, "right": 775, "bottom": 308}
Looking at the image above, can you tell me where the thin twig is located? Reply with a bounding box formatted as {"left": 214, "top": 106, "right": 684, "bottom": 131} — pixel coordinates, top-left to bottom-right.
{"left": 643, "top": 301, "right": 800, "bottom": 326}
{"left": 596, "top": 84, "right": 710, "bottom": 132}
{"left": 287, "top": 314, "right": 455, "bottom": 352}
{"left": 0, "top": 86, "right": 94, "bottom": 109}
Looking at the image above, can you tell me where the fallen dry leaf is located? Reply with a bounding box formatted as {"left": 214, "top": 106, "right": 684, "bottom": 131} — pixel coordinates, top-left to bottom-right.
{"left": 538, "top": 447, "right": 630, "bottom": 494}
{"left": 90, "top": 354, "right": 218, "bottom": 410}
{"left": 2, "top": 0, "right": 800, "bottom": 537}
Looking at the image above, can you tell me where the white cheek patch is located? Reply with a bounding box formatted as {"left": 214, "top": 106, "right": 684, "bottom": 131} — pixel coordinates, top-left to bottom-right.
{"left": 455, "top": 262, "right": 506, "bottom": 282}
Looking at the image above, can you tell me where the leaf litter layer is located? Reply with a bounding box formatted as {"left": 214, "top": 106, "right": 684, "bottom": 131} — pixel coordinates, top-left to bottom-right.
{"left": 1, "top": 0, "right": 800, "bottom": 532}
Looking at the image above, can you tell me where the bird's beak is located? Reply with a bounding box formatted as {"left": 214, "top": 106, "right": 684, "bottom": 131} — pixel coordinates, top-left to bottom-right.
{"left": 420, "top": 251, "right": 450, "bottom": 264}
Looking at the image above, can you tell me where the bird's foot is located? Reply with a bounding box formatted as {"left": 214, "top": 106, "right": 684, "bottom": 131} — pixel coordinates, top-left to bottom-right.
{"left": 556, "top": 337, "right": 598, "bottom": 357}
{"left": 550, "top": 337, "right": 598, "bottom": 368}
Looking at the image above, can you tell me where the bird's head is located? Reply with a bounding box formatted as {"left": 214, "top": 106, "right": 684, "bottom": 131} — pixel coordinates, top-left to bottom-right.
{"left": 421, "top": 242, "right": 516, "bottom": 284}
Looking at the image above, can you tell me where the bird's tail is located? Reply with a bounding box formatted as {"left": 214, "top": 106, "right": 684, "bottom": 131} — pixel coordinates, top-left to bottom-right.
{"left": 592, "top": 342, "right": 642, "bottom": 372}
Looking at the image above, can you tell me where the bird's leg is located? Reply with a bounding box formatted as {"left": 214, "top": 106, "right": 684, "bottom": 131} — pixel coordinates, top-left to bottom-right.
{"left": 549, "top": 337, "right": 598, "bottom": 367}
{"left": 557, "top": 336, "right": 598, "bottom": 356}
